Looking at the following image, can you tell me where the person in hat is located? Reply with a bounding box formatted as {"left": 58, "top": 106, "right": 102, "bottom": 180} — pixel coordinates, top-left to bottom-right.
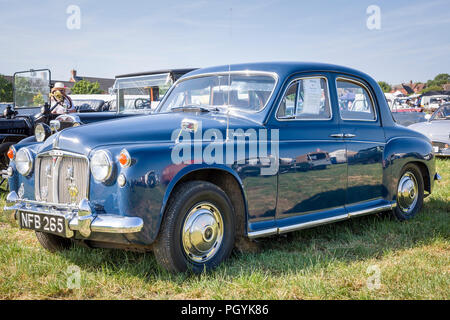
{"left": 50, "top": 82, "right": 74, "bottom": 114}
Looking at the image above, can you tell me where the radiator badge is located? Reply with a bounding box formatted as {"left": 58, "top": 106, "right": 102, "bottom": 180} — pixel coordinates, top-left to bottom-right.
{"left": 66, "top": 165, "right": 78, "bottom": 203}
{"left": 40, "top": 185, "right": 48, "bottom": 200}
{"left": 18, "top": 183, "right": 24, "bottom": 199}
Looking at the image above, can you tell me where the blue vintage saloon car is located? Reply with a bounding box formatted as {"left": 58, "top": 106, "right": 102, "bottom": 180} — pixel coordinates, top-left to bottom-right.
{"left": 4, "top": 62, "right": 440, "bottom": 273}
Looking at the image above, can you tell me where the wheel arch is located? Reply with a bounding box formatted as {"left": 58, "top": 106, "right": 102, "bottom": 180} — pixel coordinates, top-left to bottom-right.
{"left": 159, "top": 165, "right": 248, "bottom": 238}
{"left": 384, "top": 136, "right": 435, "bottom": 201}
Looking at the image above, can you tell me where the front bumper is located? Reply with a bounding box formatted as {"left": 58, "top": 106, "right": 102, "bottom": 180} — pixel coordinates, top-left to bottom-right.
{"left": 3, "top": 191, "right": 144, "bottom": 238}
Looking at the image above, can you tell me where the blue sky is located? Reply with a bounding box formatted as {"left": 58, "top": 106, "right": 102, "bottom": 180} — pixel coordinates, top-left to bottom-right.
{"left": 0, "top": 0, "right": 449, "bottom": 84}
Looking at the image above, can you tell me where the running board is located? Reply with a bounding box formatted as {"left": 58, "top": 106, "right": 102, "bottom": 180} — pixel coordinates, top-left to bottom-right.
{"left": 248, "top": 203, "right": 394, "bottom": 239}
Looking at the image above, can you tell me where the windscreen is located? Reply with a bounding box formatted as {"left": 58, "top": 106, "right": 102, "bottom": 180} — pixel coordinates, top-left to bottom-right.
{"left": 14, "top": 70, "right": 51, "bottom": 108}
{"left": 113, "top": 73, "right": 172, "bottom": 112}
{"left": 157, "top": 73, "right": 276, "bottom": 113}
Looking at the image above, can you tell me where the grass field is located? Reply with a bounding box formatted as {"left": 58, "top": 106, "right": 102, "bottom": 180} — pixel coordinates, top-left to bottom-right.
{"left": 0, "top": 160, "right": 448, "bottom": 300}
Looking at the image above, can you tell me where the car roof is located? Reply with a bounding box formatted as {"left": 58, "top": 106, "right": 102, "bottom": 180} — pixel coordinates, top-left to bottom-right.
{"left": 115, "top": 68, "right": 198, "bottom": 79}
{"left": 182, "top": 62, "right": 373, "bottom": 81}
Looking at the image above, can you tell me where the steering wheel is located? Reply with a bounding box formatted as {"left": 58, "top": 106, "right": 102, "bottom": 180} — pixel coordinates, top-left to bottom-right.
{"left": 134, "top": 98, "right": 151, "bottom": 109}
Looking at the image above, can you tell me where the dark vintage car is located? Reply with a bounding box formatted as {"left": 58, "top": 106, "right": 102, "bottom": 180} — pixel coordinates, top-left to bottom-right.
{"left": 0, "top": 70, "right": 111, "bottom": 173}
{"left": 0, "top": 69, "right": 54, "bottom": 172}
{"left": 0, "top": 69, "right": 195, "bottom": 175}
{"left": 31, "top": 68, "right": 196, "bottom": 140}
{"left": 4, "top": 62, "right": 440, "bottom": 273}
{"left": 408, "top": 104, "right": 450, "bottom": 157}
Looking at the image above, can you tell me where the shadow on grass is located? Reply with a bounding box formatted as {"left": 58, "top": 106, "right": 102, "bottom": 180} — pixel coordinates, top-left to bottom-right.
{"left": 2, "top": 160, "right": 448, "bottom": 282}
{"left": 57, "top": 195, "right": 448, "bottom": 282}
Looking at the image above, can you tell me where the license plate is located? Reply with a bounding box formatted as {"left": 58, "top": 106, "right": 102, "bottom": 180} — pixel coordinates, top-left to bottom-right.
{"left": 19, "top": 212, "right": 66, "bottom": 237}
{"left": 433, "top": 146, "right": 440, "bottom": 153}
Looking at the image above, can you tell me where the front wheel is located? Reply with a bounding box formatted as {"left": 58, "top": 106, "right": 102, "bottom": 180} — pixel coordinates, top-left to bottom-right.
{"left": 392, "top": 164, "right": 424, "bottom": 221}
{"left": 153, "top": 181, "right": 236, "bottom": 273}
{"left": 35, "top": 231, "right": 73, "bottom": 252}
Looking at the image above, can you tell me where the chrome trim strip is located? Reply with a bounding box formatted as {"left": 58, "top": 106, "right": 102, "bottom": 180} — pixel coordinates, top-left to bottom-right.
{"left": 347, "top": 204, "right": 393, "bottom": 217}
{"left": 335, "top": 76, "right": 378, "bottom": 122}
{"left": 246, "top": 203, "right": 395, "bottom": 238}
{"left": 247, "top": 227, "right": 278, "bottom": 239}
{"left": 278, "top": 214, "right": 349, "bottom": 234}
{"left": 275, "top": 75, "right": 333, "bottom": 122}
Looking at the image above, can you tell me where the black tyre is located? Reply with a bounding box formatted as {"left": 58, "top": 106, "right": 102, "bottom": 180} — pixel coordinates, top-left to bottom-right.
{"left": 153, "top": 181, "right": 236, "bottom": 273}
{"left": 392, "top": 163, "right": 424, "bottom": 221}
{"left": 35, "top": 231, "right": 73, "bottom": 252}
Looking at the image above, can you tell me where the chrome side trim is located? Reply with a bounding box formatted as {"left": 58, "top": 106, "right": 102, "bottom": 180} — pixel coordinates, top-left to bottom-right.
{"left": 247, "top": 203, "right": 395, "bottom": 239}
{"left": 247, "top": 227, "right": 278, "bottom": 239}
{"left": 347, "top": 204, "right": 393, "bottom": 217}
{"left": 278, "top": 214, "right": 349, "bottom": 234}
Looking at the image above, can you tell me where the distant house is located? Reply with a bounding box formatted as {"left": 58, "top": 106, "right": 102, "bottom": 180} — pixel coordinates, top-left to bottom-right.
{"left": 390, "top": 81, "right": 426, "bottom": 95}
{"left": 443, "top": 83, "right": 450, "bottom": 91}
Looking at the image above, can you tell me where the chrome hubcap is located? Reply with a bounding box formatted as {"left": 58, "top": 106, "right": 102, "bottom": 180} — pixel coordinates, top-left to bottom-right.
{"left": 397, "top": 172, "right": 418, "bottom": 214}
{"left": 182, "top": 202, "right": 224, "bottom": 263}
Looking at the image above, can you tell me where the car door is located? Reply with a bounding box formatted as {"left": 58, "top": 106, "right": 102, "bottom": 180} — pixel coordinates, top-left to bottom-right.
{"left": 273, "top": 73, "right": 349, "bottom": 231}
{"left": 333, "top": 75, "right": 387, "bottom": 214}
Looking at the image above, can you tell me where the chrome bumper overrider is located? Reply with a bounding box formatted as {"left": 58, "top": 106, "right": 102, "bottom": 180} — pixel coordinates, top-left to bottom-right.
{"left": 3, "top": 191, "right": 144, "bottom": 238}
{"left": 1, "top": 168, "right": 10, "bottom": 179}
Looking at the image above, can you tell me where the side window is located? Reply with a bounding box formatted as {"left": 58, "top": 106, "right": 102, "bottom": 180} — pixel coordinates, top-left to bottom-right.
{"left": 277, "top": 77, "right": 331, "bottom": 120}
{"left": 336, "top": 79, "right": 376, "bottom": 121}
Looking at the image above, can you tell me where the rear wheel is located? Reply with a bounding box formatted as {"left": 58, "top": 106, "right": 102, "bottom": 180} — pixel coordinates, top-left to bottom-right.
{"left": 392, "top": 164, "right": 424, "bottom": 221}
{"left": 35, "top": 231, "right": 73, "bottom": 252}
{"left": 153, "top": 181, "right": 235, "bottom": 273}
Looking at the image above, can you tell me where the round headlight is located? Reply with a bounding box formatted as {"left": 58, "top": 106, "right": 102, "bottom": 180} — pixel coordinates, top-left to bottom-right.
{"left": 90, "top": 150, "right": 113, "bottom": 182}
{"left": 15, "top": 148, "right": 33, "bottom": 176}
{"left": 35, "top": 123, "right": 51, "bottom": 142}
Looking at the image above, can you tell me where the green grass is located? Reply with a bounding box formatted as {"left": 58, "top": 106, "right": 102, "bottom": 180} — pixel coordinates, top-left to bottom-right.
{"left": 0, "top": 160, "right": 448, "bottom": 299}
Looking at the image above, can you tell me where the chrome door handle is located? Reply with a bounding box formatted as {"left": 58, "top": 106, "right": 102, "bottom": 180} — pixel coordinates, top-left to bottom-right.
{"left": 330, "top": 133, "right": 344, "bottom": 138}
{"left": 344, "top": 133, "right": 356, "bottom": 138}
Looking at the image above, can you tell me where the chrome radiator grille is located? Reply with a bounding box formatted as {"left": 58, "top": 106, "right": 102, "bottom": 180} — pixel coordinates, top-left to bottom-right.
{"left": 35, "top": 151, "right": 89, "bottom": 204}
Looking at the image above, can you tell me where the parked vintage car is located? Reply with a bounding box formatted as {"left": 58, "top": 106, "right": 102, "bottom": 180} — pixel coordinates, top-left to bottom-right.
{"left": 32, "top": 69, "right": 196, "bottom": 140}
{"left": 0, "top": 69, "right": 114, "bottom": 173}
{"left": 391, "top": 111, "right": 427, "bottom": 126}
{"left": 421, "top": 94, "right": 449, "bottom": 111}
{"left": 408, "top": 103, "right": 450, "bottom": 157}
{"left": 3, "top": 62, "right": 440, "bottom": 273}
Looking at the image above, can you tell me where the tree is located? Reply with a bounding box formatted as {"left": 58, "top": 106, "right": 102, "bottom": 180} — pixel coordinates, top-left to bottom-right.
{"left": 71, "top": 79, "right": 102, "bottom": 94}
{"left": 0, "top": 74, "right": 13, "bottom": 102}
{"left": 420, "top": 85, "right": 444, "bottom": 94}
{"left": 32, "top": 92, "right": 45, "bottom": 106}
{"left": 426, "top": 73, "right": 450, "bottom": 88}
{"left": 377, "top": 81, "right": 391, "bottom": 93}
